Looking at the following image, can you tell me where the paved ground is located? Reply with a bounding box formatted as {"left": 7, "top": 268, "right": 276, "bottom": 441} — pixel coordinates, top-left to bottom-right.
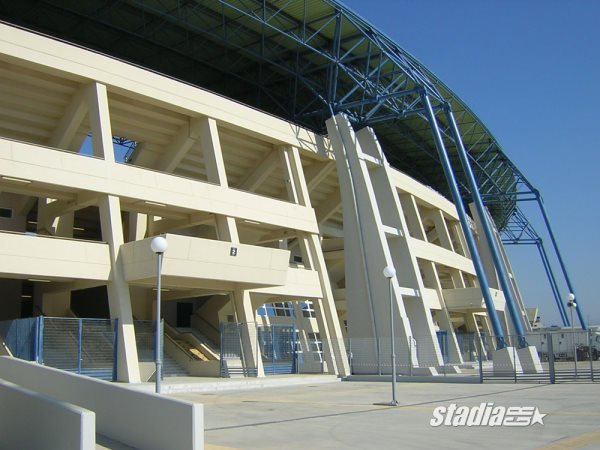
{"left": 171, "top": 379, "right": 600, "bottom": 450}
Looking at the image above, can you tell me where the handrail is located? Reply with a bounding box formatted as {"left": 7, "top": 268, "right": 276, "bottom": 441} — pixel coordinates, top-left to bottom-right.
{"left": 0, "top": 338, "right": 13, "bottom": 357}
{"left": 165, "top": 322, "right": 218, "bottom": 361}
{"left": 164, "top": 333, "right": 197, "bottom": 362}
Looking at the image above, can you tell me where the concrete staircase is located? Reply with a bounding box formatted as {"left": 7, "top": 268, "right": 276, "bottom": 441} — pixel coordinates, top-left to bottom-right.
{"left": 162, "top": 353, "right": 189, "bottom": 378}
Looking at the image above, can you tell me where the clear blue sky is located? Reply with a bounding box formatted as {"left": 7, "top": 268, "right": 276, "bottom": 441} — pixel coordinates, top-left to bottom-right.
{"left": 342, "top": 0, "right": 600, "bottom": 327}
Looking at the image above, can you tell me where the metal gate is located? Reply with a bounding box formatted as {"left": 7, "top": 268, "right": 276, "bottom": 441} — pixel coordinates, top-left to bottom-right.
{"left": 40, "top": 317, "right": 118, "bottom": 380}
{"left": 0, "top": 317, "right": 118, "bottom": 380}
{"left": 258, "top": 324, "right": 297, "bottom": 375}
{"left": 436, "top": 330, "right": 449, "bottom": 364}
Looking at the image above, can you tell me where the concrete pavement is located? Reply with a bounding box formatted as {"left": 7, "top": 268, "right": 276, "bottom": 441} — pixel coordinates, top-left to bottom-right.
{"left": 171, "top": 380, "right": 600, "bottom": 449}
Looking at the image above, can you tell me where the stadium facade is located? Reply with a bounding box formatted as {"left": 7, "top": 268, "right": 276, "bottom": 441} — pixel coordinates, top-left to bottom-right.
{"left": 0, "top": 1, "right": 579, "bottom": 381}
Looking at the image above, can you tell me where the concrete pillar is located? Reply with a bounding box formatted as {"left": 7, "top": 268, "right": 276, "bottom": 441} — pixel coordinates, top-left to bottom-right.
{"left": 421, "top": 262, "right": 463, "bottom": 364}
{"left": 400, "top": 194, "right": 462, "bottom": 365}
{"left": 479, "top": 314, "right": 493, "bottom": 359}
{"left": 358, "top": 126, "right": 442, "bottom": 369}
{"left": 327, "top": 114, "right": 432, "bottom": 371}
{"left": 128, "top": 213, "right": 147, "bottom": 242}
{"left": 231, "top": 290, "right": 264, "bottom": 377}
{"left": 86, "top": 82, "right": 115, "bottom": 163}
{"left": 37, "top": 198, "right": 73, "bottom": 238}
{"left": 464, "top": 312, "right": 486, "bottom": 363}
{"left": 99, "top": 195, "right": 140, "bottom": 383}
{"left": 200, "top": 117, "right": 239, "bottom": 243}
{"left": 54, "top": 212, "right": 74, "bottom": 238}
{"left": 279, "top": 144, "right": 350, "bottom": 377}
{"left": 431, "top": 210, "right": 454, "bottom": 252}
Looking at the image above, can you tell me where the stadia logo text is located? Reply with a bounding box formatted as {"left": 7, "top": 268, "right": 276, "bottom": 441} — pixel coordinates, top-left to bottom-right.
{"left": 430, "top": 402, "right": 546, "bottom": 427}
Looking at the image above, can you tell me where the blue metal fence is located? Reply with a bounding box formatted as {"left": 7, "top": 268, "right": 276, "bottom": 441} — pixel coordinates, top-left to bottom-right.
{"left": 258, "top": 324, "right": 297, "bottom": 375}
{"left": 39, "top": 317, "right": 118, "bottom": 380}
{"left": 0, "top": 317, "right": 38, "bottom": 361}
{"left": 436, "top": 330, "right": 449, "bottom": 364}
{"left": 0, "top": 317, "right": 118, "bottom": 381}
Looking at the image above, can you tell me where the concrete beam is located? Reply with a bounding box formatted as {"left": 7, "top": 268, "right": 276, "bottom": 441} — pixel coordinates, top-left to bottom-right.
{"left": 235, "top": 149, "right": 279, "bottom": 192}
{"left": 155, "top": 117, "right": 204, "bottom": 173}
{"left": 48, "top": 85, "right": 87, "bottom": 150}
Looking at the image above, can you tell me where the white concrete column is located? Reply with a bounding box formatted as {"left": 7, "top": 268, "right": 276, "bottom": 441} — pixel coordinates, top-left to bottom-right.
{"left": 279, "top": 144, "right": 350, "bottom": 377}
{"left": 231, "top": 290, "right": 264, "bottom": 377}
{"left": 464, "top": 312, "right": 487, "bottom": 362}
{"left": 450, "top": 222, "right": 471, "bottom": 258}
{"left": 431, "top": 210, "right": 455, "bottom": 252}
{"left": 479, "top": 314, "right": 493, "bottom": 358}
{"left": 99, "top": 195, "right": 140, "bottom": 383}
{"left": 450, "top": 269, "right": 466, "bottom": 290}
{"left": 398, "top": 194, "right": 426, "bottom": 240}
{"left": 326, "top": 114, "right": 424, "bottom": 372}
{"left": 357, "top": 125, "right": 442, "bottom": 369}
{"left": 54, "top": 212, "right": 74, "bottom": 238}
{"left": 127, "top": 213, "right": 147, "bottom": 242}
{"left": 399, "top": 194, "right": 462, "bottom": 364}
{"left": 421, "top": 262, "right": 463, "bottom": 364}
{"left": 200, "top": 117, "right": 239, "bottom": 243}
{"left": 86, "top": 82, "right": 115, "bottom": 163}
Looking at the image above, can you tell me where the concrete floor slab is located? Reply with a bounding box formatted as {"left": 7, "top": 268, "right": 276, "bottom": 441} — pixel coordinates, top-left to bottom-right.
{"left": 170, "top": 380, "right": 600, "bottom": 449}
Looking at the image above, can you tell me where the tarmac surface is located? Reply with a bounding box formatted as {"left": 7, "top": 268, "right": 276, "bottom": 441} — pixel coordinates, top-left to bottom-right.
{"left": 168, "top": 377, "right": 600, "bottom": 450}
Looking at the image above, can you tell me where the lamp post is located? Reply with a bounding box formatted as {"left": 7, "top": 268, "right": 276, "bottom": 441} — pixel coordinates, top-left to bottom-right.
{"left": 151, "top": 235, "right": 168, "bottom": 394}
{"left": 567, "top": 293, "right": 577, "bottom": 375}
{"left": 383, "top": 265, "right": 398, "bottom": 406}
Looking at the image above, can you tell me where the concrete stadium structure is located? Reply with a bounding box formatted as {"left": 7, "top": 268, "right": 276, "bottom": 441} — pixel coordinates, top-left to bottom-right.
{"left": 0, "top": 0, "right": 581, "bottom": 387}
{"left": 0, "top": 19, "right": 542, "bottom": 380}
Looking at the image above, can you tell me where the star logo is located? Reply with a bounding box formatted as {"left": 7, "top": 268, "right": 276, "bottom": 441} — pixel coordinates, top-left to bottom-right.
{"left": 531, "top": 408, "right": 546, "bottom": 425}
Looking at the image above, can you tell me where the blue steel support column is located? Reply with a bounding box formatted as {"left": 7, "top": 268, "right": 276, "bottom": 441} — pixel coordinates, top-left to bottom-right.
{"left": 536, "top": 240, "right": 569, "bottom": 326}
{"left": 421, "top": 92, "right": 506, "bottom": 349}
{"left": 444, "top": 106, "right": 528, "bottom": 349}
{"left": 536, "top": 195, "right": 587, "bottom": 329}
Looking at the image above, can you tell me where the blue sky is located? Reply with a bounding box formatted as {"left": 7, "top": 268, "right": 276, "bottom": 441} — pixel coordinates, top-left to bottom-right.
{"left": 341, "top": 0, "right": 600, "bottom": 326}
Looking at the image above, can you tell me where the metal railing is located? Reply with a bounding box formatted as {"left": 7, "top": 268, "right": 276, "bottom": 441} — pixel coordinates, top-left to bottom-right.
{"left": 480, "top": 330, "right": 599, "bottom": 384}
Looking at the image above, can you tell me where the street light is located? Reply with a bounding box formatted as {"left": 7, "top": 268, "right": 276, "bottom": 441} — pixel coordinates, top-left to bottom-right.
{"left": 151, "top": 235, "right": 168, "bottom": 394}
{"left": 566, "top": 293, "right": 577, "bottom": 375}
{"left": 383, "top": 265, "right": 398, "bottom": 406}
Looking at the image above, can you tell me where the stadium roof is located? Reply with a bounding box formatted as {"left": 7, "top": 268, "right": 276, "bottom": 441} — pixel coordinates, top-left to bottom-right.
{"left": 0, "top": 0, "right": 539, "bottom": 230}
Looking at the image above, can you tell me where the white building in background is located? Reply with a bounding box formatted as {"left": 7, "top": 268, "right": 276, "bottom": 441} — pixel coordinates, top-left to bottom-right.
{"left": 0, "top": 23, "right": 534, "bottom": 380}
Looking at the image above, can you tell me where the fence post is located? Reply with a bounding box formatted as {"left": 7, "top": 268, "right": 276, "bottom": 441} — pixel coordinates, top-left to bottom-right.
{"left": 37, "top": 316, "right": 44, "bottom": 364}
{"left": 408, "top": 337, "right": 413, "bottom": 377}
{"left": 513, "top": 343, "right": 517, "bottom": 383}
{"left": 77, "top": 319, "right": 82, "bottom": 374}
{"left": 589, "top": 329, "right": 594, "bottom": 382}
{"left": 348, "top": 338, "right": 353, "bottom": 375}
{"left": 377, "top": 337, "right": 382, "bottom": 376}
{"left": 548, "top": 332, "right": 555, "bottom": 384}
{"left": 160, "top": 319, "right": 164, "bottom": 381}
{"left": 256, "top": 322, "right": 260, "bottom": 377}
{"left": 477, "top": 336, "right": 483, "bottom": 384}
{"left": 219, "top": 322, "right": 223, "bottom": 377}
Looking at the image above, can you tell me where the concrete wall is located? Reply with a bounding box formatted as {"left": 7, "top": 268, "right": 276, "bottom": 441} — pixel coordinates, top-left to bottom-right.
{"left": 0, "top": 357, "right": 203, "bottom": 450}
{"left": 0, "top": 378, "right": 95, "bottom": 450}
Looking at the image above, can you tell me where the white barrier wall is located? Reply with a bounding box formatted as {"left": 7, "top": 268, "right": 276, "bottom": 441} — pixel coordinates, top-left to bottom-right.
{"left": 0, "top": 357, "right": 203, "bottom": 450}
{"left": 0, "top": 378, "right": 95, "bottom": 450}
